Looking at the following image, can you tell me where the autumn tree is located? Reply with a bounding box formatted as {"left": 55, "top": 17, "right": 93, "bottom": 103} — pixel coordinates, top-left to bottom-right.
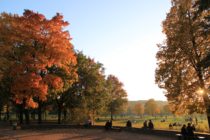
{"left": 0, "top": 10, "right": 77, "bottom": 123}
{"left": 160, "top": 104, "right": 171, "bottom": 118}
{"left": 144, "top": 99, "right": 160, "bottom": 116}
{"left": 106, "top": 75, "right": 128, "bottom": 120}
{"left": 156, "top": 0, "right": 210, "bottom": 128}
{"left": 133, "top": 102, "right": 144, "bottom": 118}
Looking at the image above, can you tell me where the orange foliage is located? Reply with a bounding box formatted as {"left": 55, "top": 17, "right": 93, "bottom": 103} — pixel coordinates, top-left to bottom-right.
{"left": 0, "top": 10, "right": 77, "bottom": 108}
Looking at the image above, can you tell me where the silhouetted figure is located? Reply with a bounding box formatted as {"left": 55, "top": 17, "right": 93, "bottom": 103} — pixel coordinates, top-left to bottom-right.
{"left": 110, "top": 120, "right": 112, "bottom": 128}
{"left": 143, "top": 120, "right": 148, "bottom": 129}
{"left": 186, "top": 123, "right": 194, "bottom": 140}
{"left": 169, "top": 123, "right": 173, "bottom": 129}
{"left": 181, "top": 124, "right": 187, "bottom": 140}
{"left": 105, "top": 120, "right": 110, "bottom": 130}
{"left": 105, "top": 120, "right": 112, "bottom": 130}
{"left": 148, "top": 120, "right": 154, "bottom": 129}
{"left": 192, "top": 124, "right": 196, "bottom": 131}
{"left": 126, "top": 120, "right": 132, "bottom": 128}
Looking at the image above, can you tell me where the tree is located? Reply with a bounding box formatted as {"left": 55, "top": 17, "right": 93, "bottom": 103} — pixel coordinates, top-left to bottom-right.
{"left": 106, "top": 75, "right": 128, "bottom": 120}
{"left": 0, "top": 10, "right": 77, "bottom": 123}
{"left": 66, "top": 52, "right": 107, "bottom": 123}
{"left": 156, "top": 0, "right": 210, "bottom": 128}
{"left": 161, "top": 104, "right": 171, "bottom": 117}
{"left": 144, "top": 99, "right": 160, "bottom": 116}
{"left": 133, "top": 102, "right": 144, "bottom": 118}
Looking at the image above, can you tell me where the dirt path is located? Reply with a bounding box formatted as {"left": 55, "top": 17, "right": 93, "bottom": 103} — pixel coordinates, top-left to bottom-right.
{"left": 0, "top": 127, "right": 176, "bottom": 140}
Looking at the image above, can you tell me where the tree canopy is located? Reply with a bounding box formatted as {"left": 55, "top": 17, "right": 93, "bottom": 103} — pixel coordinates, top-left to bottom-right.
{"left": 0, "top": 10, "right": 78, "bottom": 108}
{"left": 106, "top": 75, "right": 128, "bottom": 120}
{"left": 144, "top": 99, "right": 160, "bottom": 116}
{"left": 156, "top": 0, "right": 210, "bottom": 127}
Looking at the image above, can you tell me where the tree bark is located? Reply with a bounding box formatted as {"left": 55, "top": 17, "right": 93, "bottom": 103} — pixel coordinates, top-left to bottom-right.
{"left": 203, "top": 95, "right": 210, "bottom": 130}
{"left": 110, "top": 111, "right": 113, "bottom": 121}
{"left": 38, "top": 101, "right": 42, "bottom": 124}
{"left": 0, "top": 108, "right": 1, "bottom": 121}
{"left": 63, "top": 109, "right": 67, "bottom": 121}
{"left": 197, "top": 68, "right": 210, "bottom": 130}
{"left": 6, "top": 105, "right": 9, "bottom": 121}
{"left": 58, "top": 105, "right": 61, "bottom": 124}
{"left": 18, "top": 104, "right": 23, "bottom": 124}
{"left": 24, "top": 108, "right": 30, "bottom": 124}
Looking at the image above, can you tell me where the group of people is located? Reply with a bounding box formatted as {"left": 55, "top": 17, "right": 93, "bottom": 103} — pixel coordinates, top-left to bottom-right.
{"left": 143, "top": 120, "right": 154, "bottom": 129}
{"left": 105, "top": 120, "right": 132, "bottom": 130}
{"left": 181, "top": 123, "right": 196, "bottom": 140}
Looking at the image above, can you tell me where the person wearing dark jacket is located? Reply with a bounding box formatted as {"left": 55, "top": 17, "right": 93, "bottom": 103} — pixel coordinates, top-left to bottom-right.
{"left": 148, "top": 120, "right": 154, "bottom": 129}
{"left": 126, "top": 120, "right": 132, "bottom": 128}
{"left": 186, "top": 123, "right": 194, "bottom": 140}
{"left": 181, "top": 124, "right": 187, "bottom": 140}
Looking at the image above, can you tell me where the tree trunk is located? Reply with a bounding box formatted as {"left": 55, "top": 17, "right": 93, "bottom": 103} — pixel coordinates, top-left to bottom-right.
{"left": 58, "top": 105, "right": 61, "bottom": 124}
{"left": 0, "top": 108, "right": 1, "bottom": 121}
{"left": 24, "top": 108, "right": 30, "bottom": 124}
{"left": 110, "top": 111, "right": 113, "bottom": 121}
{"left": 6, "top": 105, "right": 9, "bottom": 121}
{"left": 18, "top": 104, "right": 23, "bottom": 124}
{"left": 31, "top": 110, "right": 35, "bottom": 121}
{"left": 197, "top": 69, "right": 210, "bottom": 130}
{"left": 38, "top": 101, "right": 42, "bottom": 124}
{"left": 63, "top": 109, "right": 67, "bottom": 121}
{"left": 203, "top": 94, "right": 210, "bottom": 130}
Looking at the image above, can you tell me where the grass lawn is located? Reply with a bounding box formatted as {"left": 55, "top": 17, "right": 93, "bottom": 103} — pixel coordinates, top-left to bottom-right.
{"left": 94, "top": 115, "right": 209, "bottom": 132}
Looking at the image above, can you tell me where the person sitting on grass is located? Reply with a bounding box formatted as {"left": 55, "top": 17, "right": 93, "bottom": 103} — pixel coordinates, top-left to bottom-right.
{"left": 143, "top": 120, "right": 148, "bottom": 129}
{"left": 142, "top": 120, "right": 148, "bottom": 129}
{"left": 169, "top": 123, "right": 173, "bottom": 129}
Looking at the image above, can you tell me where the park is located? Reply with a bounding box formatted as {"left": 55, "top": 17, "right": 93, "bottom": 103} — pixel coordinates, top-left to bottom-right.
{"left": 0, "top": 0, "right": 209, "bottom": 140}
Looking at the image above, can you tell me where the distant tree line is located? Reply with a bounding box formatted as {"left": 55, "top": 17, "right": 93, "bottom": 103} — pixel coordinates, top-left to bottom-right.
{"left": 127, "top": 99, "right": 171, "bottom": 118}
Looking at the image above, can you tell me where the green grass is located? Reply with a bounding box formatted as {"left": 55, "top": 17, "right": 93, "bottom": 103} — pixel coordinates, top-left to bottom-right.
{"left": 94, "top": 115, "right": 209, "bottom": 133}
{"left": 3, "top": 113, "right": 209, "bottom": 132}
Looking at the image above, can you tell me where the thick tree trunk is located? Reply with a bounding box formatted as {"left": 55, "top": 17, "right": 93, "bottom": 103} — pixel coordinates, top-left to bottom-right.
{"left": 24, "top": 109, "right": 30, "bottom": 124}
{"left": 6, "top": 105, "right": 9, "bottom": 121}
{"left": 38, "top": 101, "right": 42, "bottom": 124}
{"left": 18, "top": 104, "right": 23, "bottom": 124}
{"left": 0, "top": 108, "right": 1, "bottom": 121}
{"left": 202, "top": 93, "right": 210, "bottom": 130}
{"left": 63, "top": 109, "right": 67, "bottom": 121}
{"left": 197, "top": 69, "right": 210, "bottom": 130}
{"left": 58, "top": 105, "right": 61, "bottom": 124}
{"left": 31, "top": 110, "right": 35, "bottom": 121}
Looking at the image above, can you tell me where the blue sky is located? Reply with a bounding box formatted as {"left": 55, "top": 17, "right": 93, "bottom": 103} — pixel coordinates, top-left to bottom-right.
{"left": 0, "top": 0, "right": 171, "bottom": 101}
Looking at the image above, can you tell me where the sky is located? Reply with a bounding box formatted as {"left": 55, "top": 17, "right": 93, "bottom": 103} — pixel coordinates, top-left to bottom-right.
{"left": 0, "top": 0, "right": 171, "bottom": 101}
